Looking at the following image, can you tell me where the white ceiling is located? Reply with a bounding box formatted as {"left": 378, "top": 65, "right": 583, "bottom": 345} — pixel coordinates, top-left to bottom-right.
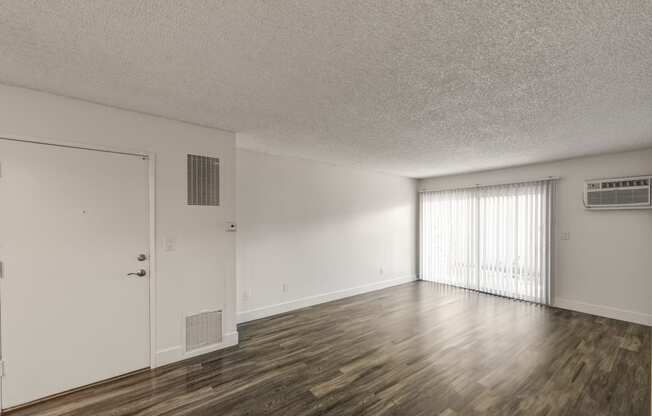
{"left": 1, "top": 1, "right": 651, "bottom": 178}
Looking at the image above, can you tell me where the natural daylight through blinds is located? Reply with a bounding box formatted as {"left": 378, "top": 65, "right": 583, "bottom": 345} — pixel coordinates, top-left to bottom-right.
{"left": 420, "top": 180, "right": 555, "bottom": 304}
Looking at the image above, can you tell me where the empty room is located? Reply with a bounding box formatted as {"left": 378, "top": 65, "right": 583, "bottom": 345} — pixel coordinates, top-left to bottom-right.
{"left": 0, "top": 1, "right": 650, "bottom": 415}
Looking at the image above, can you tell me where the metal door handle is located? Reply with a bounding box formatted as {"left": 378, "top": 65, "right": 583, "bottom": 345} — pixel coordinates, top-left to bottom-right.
{"left": 127, "top": 269, "right": 147, "bottom": 277}
{"left": 137, "top": 254, "right": 147, "bottom": 261}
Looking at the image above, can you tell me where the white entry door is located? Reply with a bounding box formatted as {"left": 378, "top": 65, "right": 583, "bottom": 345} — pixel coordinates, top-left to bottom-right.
{"left": 0, "top": 139, "right": 150, "bottom": 409}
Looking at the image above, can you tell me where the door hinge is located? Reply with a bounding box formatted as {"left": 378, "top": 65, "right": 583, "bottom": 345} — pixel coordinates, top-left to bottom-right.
{"left": 0, "top": 261, "right": 4, "bottom": 279}
{"left": 0, "top": 361, "right": 5, "bottom": 377}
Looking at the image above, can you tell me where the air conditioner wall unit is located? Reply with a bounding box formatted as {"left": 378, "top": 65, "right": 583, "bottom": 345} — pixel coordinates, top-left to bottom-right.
{"left": 584, "top": 175, "right": 651, "bottom": 210}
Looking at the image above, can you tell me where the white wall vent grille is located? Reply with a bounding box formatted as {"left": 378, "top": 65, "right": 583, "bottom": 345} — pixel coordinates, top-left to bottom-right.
{"left": 584, "top": 176, "right": 651, "bottom": 210}
{"left": 185, "top": 309, "right": 223, "bottom": 352}
{"left": 187, "top": 154, "right": 220, "bottom": 206}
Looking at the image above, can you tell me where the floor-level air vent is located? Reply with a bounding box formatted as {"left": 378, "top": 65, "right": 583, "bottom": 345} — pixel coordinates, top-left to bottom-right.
{"left": 185, "top": 310, "right": 223, "bottom": 352}
{"left": 187, "top": 154, "right": 220, "bottom": 206}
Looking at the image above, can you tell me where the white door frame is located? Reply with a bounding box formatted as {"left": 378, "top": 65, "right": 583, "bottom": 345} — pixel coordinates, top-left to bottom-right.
{"left": 0, "top": 133, "right": 159, "bottom": 410}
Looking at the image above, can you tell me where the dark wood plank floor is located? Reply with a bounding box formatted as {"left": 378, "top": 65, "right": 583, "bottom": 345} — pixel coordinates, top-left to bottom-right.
{"left": 8, "top": 282, "right": 651, "bottom": 416}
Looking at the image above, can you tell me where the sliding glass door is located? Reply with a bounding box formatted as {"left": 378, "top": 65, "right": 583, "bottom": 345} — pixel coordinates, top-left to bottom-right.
{"left": 420, "top": 180, "right": 554, "bottom": 304}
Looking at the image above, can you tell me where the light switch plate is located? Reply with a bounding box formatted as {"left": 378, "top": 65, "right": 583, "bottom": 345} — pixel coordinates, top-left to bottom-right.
{"left": 164, "top": 236, "right": 177, "bottom": 251}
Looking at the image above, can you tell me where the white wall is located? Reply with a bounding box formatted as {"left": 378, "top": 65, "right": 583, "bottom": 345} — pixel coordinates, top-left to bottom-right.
{"left": 236, "top": 149, "right": 417, "bottom": 322}
{"left": 420, "top": 149, "right": 652, "bottom": 325}
{"left": 0, "top": 85, "right": 237, "bottom": 365}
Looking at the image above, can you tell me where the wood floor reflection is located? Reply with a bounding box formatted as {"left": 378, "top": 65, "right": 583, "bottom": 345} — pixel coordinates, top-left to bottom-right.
{"left": 8, "top": 282, "right": 651, "bottom": 415}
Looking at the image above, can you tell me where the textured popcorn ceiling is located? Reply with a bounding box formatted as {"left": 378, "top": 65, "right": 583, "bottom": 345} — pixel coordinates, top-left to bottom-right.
{"left": 1, "top": 1, "right": 651, "bottom": 177}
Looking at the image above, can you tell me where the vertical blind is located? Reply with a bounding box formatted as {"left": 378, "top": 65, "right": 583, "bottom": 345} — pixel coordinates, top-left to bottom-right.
{"left": 420, "top": 180, "right": 555, "bottom": 304}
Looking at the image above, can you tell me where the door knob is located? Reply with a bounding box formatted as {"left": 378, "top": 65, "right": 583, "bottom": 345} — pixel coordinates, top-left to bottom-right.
{"left": 137, "top": 254, "right": 147, "bottom": 261}
{"left": 127, "top": 269, "right": 147, "bottom": 277}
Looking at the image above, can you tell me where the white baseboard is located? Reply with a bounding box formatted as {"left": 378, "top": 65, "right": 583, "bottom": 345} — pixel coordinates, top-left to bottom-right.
{"left": 154, "top": 331, "right": 239, "bottom": 367}
{"left": 237, "top": 275, "right": 417, "bottom": 324}
{"left": 553, "top": 298, "right": 652, "bottom": 326}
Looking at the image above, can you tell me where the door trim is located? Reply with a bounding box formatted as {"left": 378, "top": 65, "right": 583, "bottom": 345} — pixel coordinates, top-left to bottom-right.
{"left": 0, "top": 133, "right": 159, "bottom": 411}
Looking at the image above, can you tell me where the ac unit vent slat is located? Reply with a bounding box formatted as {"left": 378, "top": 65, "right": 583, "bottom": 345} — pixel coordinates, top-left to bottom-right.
{"left": 587, "top": 191, "right": 602, "bottom": 205}
{"left": 628, "top": 188, "right": 650, "bottom": 204}
{"left": 602, "top": 190, "right": 616, "bottom": 205}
